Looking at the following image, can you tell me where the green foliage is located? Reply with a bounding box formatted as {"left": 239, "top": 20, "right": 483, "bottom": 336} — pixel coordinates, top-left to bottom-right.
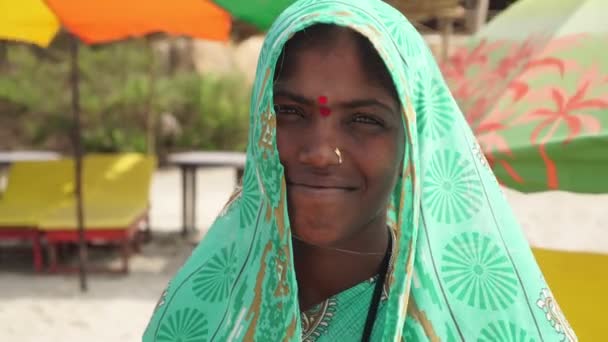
{"left": 170, "top": 73, "right": 250, "bottom": 152}
{"left": 0, "top": 38, "right": 250, "bottom": 155}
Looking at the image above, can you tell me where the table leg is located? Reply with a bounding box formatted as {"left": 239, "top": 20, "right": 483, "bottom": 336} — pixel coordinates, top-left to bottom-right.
{"left": 120, "top": 238, "right": 131, "bottom": 274}
{"left": 181, "top": 166, "right": 188, "bottom": 236}
{"left": 142, "top": 208, "right": 151, "bottom": 242}
{"left": 236, "top": 167, "right": 244, "bottom": 186}
{"left": 32, "top": 233, "right": 43, "bottom": 272}
{"left": 190, "top": 167, "right": 197, "bottom": 233}
{"left": 48, "top": 242, "right": 58, "bottom": 273}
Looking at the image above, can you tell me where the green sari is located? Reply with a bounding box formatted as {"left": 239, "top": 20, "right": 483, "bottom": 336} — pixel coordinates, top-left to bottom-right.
{"left": 300, "top": 274, "right": 389, "bottom": 341}
{"left": 143, "top": 0, "right": 576, "bottom": 340}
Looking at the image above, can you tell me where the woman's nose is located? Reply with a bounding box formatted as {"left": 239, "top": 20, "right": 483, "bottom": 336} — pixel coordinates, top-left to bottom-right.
{"left": 297, "top": 124, "right": 341, "bottom": 169}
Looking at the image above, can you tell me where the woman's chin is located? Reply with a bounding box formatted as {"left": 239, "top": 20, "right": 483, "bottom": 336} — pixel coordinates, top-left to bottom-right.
{"left": 290, "top": 224, "right": 344, "bottom": 248}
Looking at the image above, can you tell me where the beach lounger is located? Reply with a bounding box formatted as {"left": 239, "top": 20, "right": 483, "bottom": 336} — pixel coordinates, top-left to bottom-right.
{"left": 0, "top": 159, "right": 74, "bottom": 271}
{"left": 38, "top": 153, "right": 155, "bottom": 273}
{"left": 534, "top": 248, "right": 607, "bottom": 341}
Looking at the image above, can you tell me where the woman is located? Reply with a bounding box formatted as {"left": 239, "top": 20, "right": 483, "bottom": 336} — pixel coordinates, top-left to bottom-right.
{"left": 144, "top": 0, "right": 575, "bottom": 341}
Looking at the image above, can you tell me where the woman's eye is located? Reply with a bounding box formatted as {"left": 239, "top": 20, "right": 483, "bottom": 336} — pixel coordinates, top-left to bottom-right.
{"left": 274, "top": 105, "right": 302, "bottom": 117}
{"left": 352, "top": 114, "right": 384, "bottom": 127}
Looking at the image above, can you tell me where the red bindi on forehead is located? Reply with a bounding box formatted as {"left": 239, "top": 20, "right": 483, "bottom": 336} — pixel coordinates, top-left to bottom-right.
{"left": 318, "top": 95, "right": 331, "bottom": 117}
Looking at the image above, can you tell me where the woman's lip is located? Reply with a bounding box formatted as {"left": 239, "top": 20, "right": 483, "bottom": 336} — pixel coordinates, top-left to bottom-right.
{"left": 287, "top": 182, "right": 357, "bottom": 191}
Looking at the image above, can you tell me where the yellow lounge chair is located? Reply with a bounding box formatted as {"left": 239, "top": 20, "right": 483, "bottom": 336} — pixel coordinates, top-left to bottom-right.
{"left": 533, "top": 248, "right": 608, "bottom": 341}
{"left": 0, "top": 159, "right": 74, "bottom": 271}
{"left": 38, "top": 153, "right": 156, "bottom": 273}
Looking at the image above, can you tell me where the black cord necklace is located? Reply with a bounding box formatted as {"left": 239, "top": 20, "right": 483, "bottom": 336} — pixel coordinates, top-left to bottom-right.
{"left": 361, "top": 231, "right": 393, "bottom": 342}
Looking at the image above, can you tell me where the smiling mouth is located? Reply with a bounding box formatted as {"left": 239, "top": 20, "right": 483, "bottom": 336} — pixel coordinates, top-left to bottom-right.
{"left": 287, "top": 182, "right": 357, "bottom": 192}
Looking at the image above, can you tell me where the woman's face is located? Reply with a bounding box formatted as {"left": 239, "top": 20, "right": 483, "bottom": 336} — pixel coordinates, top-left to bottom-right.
{"left": 275, "top": 33, "right": 404, "bottom": 247}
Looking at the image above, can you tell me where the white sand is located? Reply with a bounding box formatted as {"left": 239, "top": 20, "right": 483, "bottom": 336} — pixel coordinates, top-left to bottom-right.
{"left": 0, "top": 167, "right": 606, "bottom": 342}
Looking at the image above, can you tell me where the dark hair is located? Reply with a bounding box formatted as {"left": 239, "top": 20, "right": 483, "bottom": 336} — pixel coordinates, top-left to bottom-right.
{"left": 273, "top": 24, "right": 399, "bottom": 105}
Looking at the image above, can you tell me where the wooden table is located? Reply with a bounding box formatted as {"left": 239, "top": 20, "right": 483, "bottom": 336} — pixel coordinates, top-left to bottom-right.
{"left": 167, "top": 151, "right": 246, "bottom": 236}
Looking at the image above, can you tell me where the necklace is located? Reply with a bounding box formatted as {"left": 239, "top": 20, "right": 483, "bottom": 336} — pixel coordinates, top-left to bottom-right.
{"left": 291, "top": 233, "right": 387, "bottom": 256}
{"left": 361, "top": 231, "right": 392, "bottom": 342}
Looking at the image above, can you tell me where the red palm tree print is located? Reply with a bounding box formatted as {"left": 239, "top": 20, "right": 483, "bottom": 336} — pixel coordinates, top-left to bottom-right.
{"left": 516, "top": 75, "right": 607, "bottom": 189}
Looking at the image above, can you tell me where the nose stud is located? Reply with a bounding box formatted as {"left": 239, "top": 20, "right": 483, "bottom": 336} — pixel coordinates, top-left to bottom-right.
{"left": 335, "top": 148, "right": 343, "bottom": 165}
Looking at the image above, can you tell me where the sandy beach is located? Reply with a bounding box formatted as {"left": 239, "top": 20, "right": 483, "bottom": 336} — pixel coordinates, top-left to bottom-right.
{"left": 0, "top": 167, "right": 606, "bottom": 341}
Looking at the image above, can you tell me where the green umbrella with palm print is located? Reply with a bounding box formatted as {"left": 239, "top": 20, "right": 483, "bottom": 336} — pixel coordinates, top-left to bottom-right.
{"left": 212, "top": 0, "right": 296, "bottom": 30}
{"left": 442, "top": 0, "right": 608, "bottom": 193}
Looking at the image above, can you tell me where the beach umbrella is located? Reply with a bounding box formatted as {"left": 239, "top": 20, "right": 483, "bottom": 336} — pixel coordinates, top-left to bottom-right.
{"left": 0, "top": 0, "right": 231, "bottom": 291}
{"left": 0, "top": 0, "right": 60, "bottom": 47}
{"left": 440, "top": 1, "right": 608, "bottom": 338}
{"left": 441, "top": 0, "right": 608, "bottom": 193}
{"left": 0, "top": 0, "right": 230, "bottom": 47}
{"left": 212, "top": 0, "right": 295, "bottom": 31}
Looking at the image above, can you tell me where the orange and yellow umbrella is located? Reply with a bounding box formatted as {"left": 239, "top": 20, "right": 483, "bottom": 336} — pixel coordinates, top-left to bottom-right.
{"left": 0, "top": 0, "right": 59, "bottom": 47}
{"left": 0, "top": 0, "right": 231, "bottom": 46}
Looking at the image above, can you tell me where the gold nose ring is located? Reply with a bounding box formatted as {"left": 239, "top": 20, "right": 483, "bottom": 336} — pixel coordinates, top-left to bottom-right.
{"left": 335, "top": 148, "right": 343, "bottom": 165}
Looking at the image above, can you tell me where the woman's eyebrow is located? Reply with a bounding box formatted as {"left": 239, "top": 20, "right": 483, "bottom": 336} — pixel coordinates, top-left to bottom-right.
{"left": 337, "top": 99, "right": 396, "bottom": 113}
{"left": 273, "top": 89, "right": 314, "bottom": 105}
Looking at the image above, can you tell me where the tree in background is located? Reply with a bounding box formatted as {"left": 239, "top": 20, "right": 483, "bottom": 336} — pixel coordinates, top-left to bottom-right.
{"left": 0, "top": 35, "right": 250, "bottom": 161}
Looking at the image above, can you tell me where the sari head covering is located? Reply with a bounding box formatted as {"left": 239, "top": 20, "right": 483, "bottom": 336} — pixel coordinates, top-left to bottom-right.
{"left": 144, "top": 0, "right": 576, "bottom": 340}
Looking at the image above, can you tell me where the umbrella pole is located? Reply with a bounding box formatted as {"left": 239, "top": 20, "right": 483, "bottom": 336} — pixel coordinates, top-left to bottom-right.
{"left": 70, "top": 35, "right": 88, "bottom": 292}
{"left": 145, "top": 37, "right": 157, "bottom": 156}
{"left": 0, "top": 41, "right": 7, "bottom": 70}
